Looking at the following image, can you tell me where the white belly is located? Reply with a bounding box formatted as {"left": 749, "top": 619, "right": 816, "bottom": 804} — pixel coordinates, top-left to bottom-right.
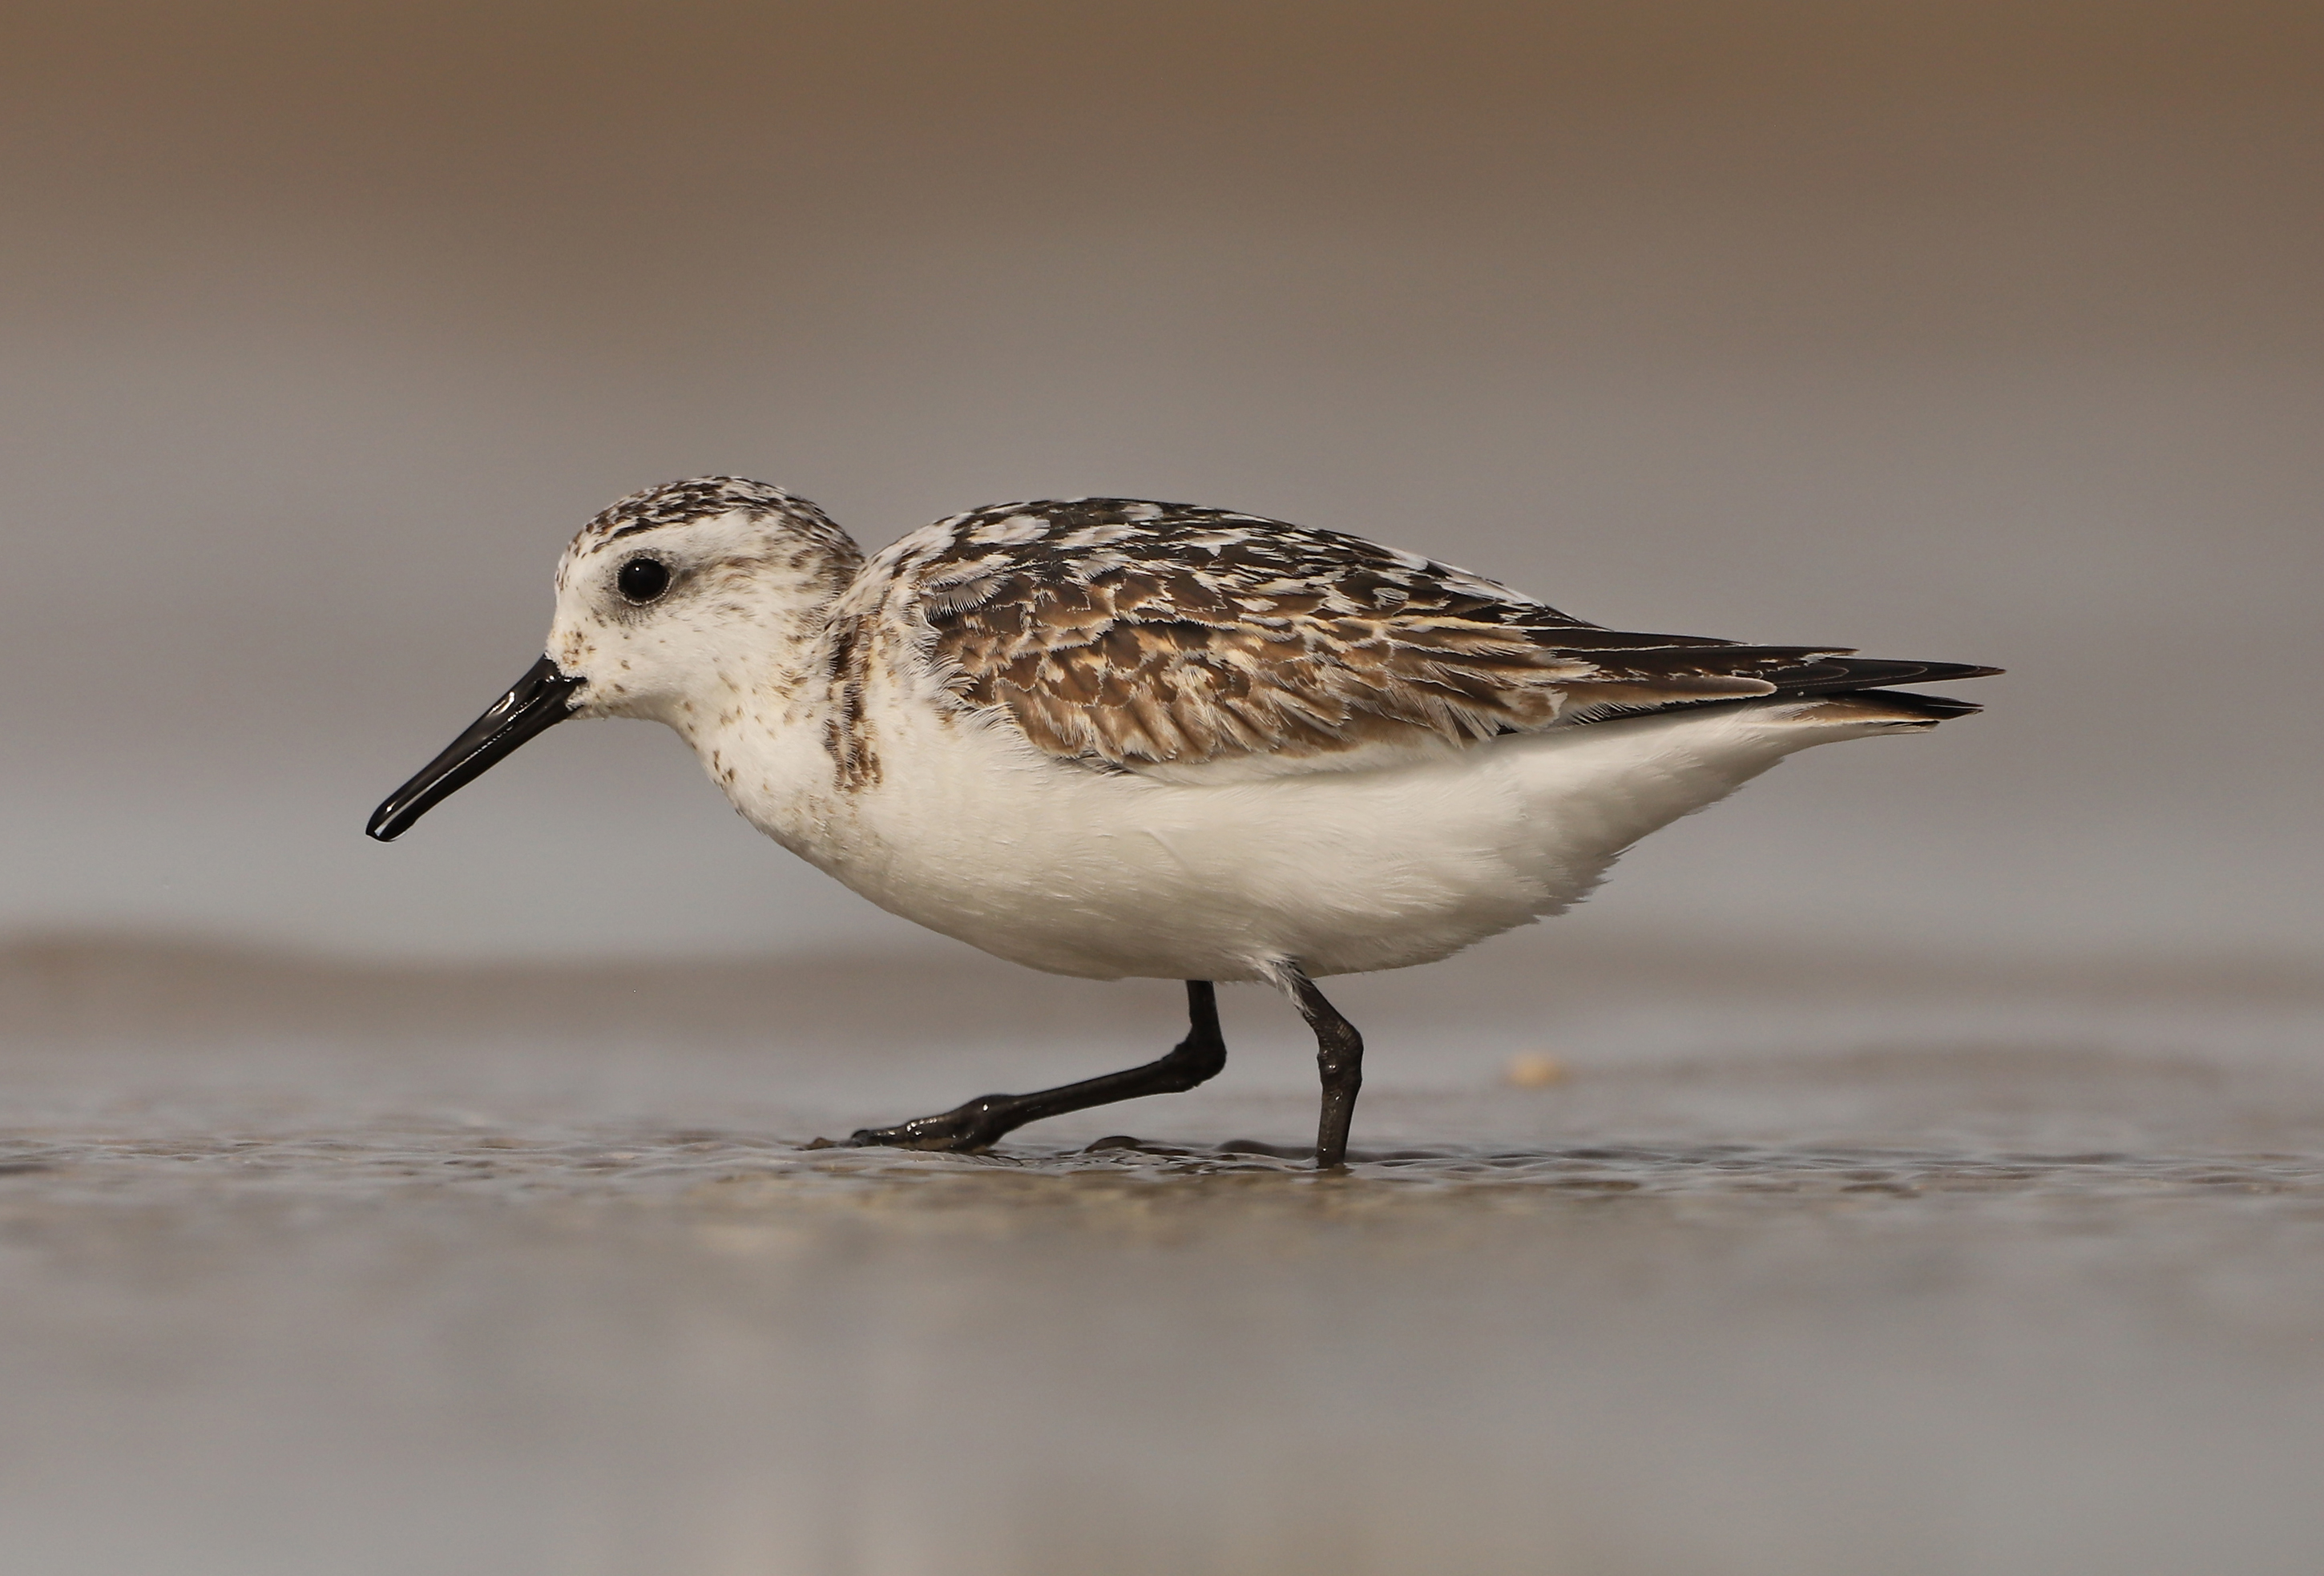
{"left": 752, "top": 698, "right": 1897, "bottom": 982}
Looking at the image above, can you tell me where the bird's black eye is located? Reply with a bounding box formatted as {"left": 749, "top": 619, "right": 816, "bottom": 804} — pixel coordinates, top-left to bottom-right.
{"left": 617, "top": 557, "right": 672, "bottom": 604}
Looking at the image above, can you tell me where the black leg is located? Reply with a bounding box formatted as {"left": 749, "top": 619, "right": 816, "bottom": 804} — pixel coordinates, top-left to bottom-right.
{"left": 1281, "top": 965, "right": 1364, "bottom": 1169}
{"left": 847, "top": 981, "right": 1228, "bottom": 1152}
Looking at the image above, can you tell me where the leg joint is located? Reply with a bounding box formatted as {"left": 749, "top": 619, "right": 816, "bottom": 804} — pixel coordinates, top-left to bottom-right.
{"left": 1316, "top": 1034, "right": 1362, "bottom": 1085}
{"left": 1155, "top": 1031, "right": 1226, "bottom": 1090}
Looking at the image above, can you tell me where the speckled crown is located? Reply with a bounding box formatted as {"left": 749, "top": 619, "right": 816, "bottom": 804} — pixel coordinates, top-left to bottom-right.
{"left": 575, "top": 476, "right": 845, "bottom": 550}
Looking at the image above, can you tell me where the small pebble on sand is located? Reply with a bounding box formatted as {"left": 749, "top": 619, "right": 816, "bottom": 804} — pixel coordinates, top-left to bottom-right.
{"left": 1504, "top": 1052, "right": 1568, "bottom": 1088}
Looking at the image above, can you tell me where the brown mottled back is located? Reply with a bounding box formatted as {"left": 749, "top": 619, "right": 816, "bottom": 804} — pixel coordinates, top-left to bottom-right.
{"left": 845, "top": 499, "right": 1986, "bottom": 770}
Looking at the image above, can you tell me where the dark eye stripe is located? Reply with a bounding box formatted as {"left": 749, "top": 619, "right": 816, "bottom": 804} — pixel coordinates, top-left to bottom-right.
{"left": 618, "top": 558, "right": 672, "bottom": 604}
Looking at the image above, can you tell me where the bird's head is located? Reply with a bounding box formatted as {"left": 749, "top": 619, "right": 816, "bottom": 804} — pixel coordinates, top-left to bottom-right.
{"left": 366, "top": 477, "right": 861, "bottom": 841}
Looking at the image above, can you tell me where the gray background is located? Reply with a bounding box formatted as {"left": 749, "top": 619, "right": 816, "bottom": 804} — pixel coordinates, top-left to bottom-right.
{"left": 8, "top": 14, "right": 2324, "bottom": 1573}
{"left": 6, "top": 0, "right": 2319, "bottom": 965}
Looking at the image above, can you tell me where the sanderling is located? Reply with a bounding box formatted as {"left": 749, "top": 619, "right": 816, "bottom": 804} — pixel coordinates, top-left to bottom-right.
{"left": 369, "top": 478, "right": 1997, "bottom": 1167}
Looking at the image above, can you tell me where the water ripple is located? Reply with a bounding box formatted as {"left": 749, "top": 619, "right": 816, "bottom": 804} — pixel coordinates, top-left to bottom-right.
{"left": 4, "top": 1124, "right": 2320, "bottom": 1211}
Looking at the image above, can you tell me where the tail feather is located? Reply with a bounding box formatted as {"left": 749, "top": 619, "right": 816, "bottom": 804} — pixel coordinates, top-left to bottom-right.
{"left": 1794, "top": 687, "right": 1987, "bottom": 726}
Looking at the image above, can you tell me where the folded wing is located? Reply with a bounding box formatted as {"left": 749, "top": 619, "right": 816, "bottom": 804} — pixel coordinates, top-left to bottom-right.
{"left": 888, "top": 499, "right": 1995, "bottom": 769}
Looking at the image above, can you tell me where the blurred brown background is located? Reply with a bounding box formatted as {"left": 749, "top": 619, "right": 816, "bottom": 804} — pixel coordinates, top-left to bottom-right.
{"left": 5, "top": 0, "right": 2319, "bottom": 965}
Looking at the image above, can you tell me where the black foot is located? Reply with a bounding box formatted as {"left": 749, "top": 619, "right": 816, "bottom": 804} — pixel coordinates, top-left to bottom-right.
{"left": 841, "top": 981, "right": 1229, "bottom": 1155}
{"left": 848, "top": 1094, "right": 1019, "bottom": 1152}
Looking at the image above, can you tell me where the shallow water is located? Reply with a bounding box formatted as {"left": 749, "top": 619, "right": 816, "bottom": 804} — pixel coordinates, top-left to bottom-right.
{"left": 11, "top": 1108, "right": 2324, "bottom": 1207}
{"left": 6, "top": 1003, "right": 2324, "bottom": 1576}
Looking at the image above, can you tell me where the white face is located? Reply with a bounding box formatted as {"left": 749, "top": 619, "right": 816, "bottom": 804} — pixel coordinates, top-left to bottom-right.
{"left": 544, "top": 510, "right": 831, "bottom": 728}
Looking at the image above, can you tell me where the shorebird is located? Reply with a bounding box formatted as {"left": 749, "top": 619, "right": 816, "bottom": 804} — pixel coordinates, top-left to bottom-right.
{"left": 369, "top": 478, "right": 1996, "bottom": 1167}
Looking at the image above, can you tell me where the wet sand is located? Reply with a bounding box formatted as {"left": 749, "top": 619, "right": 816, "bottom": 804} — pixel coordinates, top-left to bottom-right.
{"left": 5, "top": 939, "right": 2324, "bottom": 1574}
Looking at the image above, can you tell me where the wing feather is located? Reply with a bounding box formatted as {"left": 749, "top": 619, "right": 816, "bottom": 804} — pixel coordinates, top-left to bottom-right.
{"left": 866, "top": 499, "right": 1994, "bottom": 769}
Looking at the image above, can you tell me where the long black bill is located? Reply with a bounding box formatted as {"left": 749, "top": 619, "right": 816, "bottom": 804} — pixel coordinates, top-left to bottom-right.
{"left": 366, "top": 655, "right": 586, "bottom": 842}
